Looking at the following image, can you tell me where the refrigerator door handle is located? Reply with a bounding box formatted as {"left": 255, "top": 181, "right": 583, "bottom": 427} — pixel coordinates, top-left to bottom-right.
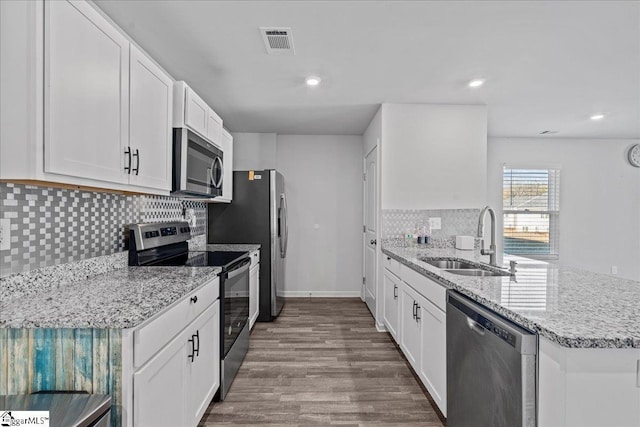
{"left": 280, "top": 194, "right": 288, "bottom": 257}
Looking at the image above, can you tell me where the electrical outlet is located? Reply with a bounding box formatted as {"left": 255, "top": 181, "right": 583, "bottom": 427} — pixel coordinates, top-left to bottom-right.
{"left": 611, "top": 265, "right": 618, "bottom": 275}
{"left": 429, "top": 217, "right": 442, "bottom": 230}
{"left": 183, "top": 209, "right": 197, "bottom": 228}
{"left": 0, "top": 219, "right": 10, "bottom": 251}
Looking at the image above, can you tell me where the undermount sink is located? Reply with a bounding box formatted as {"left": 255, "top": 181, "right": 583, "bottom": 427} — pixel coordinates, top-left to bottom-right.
{"left": 444, "top": 269, "right": 510, "bottom": 277}
{"left": 422, "top": 259, "right": 479, "bottom": 269}
{"left": 420, "top": 257, "right": 511, "bottom": 277}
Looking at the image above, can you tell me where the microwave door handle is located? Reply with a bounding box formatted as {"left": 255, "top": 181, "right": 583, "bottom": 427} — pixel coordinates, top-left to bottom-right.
{"left": 213, "top": 156, "right": 223, "bottom": 189}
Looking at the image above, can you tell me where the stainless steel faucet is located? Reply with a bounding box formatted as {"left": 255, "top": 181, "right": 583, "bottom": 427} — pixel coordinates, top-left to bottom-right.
{"left": 477, "top": 206, "right": 498, "bottom": 267}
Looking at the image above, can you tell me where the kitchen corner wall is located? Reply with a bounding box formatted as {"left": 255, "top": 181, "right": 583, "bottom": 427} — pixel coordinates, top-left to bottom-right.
{"left": 0, "top": 182, "right": 206, "bottom": 277}
{"left": 276, "top": 135, "right": 364, "bottom": 297}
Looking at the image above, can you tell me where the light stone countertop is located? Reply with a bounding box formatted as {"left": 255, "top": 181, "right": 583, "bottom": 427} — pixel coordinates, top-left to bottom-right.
{"left": 382, "top": 245, "right": 640, "bottom": 349}
{"left": 0, "top": 266, "right": 221, "bottom": 329}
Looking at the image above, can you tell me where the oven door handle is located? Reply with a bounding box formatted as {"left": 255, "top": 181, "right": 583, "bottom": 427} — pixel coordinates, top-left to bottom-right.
{"left": 226, "top": 258, "right": 251, "bottom": 280}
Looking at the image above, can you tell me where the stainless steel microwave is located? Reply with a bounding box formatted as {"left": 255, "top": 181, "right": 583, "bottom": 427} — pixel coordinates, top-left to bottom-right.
{"left": 172, "top": 127, "right": 223, "bottom": 198}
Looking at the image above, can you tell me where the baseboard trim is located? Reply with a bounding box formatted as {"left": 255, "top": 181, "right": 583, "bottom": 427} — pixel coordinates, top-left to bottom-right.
{"left": 376, "top": 322, "right": 387, "bottom": 333}
{"left": 282, "top": 291, "right": 362, "bottom": 298}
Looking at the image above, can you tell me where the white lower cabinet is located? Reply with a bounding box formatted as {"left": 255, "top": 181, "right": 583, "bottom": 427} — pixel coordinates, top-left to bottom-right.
{"left": 382, "top": 269, "right": 401, "bottom": 340}
{"left": 129, "top": 278, "right": 220, "bottom": 427}
{"left": 389, "top": 259, "right": 447, "bottom": 416}
{"left": 418, "top": 296, "right": 447, "bottom": 416}
{"left": 249, "top": 250, "right": 260, "bottom": 330}
{"left": 399, "top": 283, "right": 421, "bottom": 370}
{"left": 188, "top": 302, "right": 220, "bottom": 426}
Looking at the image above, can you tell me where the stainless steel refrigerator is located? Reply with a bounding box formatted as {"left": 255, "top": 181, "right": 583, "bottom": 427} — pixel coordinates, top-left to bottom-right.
{"left": 207, "top": 170, "right": 287, "bottom": 321}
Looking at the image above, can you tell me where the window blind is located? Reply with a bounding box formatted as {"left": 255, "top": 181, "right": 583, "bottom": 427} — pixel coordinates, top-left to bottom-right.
{"left": 503, "top": 168, "right": 560, "bottom": 259}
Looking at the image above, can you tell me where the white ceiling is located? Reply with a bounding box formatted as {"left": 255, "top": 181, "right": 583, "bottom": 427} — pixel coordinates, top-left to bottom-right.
{"left": 95, "top": 0, "right": 640, "bottom": 138}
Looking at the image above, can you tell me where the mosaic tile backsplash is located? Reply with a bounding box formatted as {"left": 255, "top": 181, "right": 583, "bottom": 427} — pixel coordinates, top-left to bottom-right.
{"left": 0, "top": 182, "right": 206, "bottom": 277}
{"left": 382, "top": 208, "right": 481, "bottom": 240}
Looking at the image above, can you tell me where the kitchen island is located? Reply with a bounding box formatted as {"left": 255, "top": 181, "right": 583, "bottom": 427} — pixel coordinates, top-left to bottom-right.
{"left": 382, "top": 244, "right": 640, "bottom": 427}
{"left": 0, "top": 258, "right": 221, "bottom": 427}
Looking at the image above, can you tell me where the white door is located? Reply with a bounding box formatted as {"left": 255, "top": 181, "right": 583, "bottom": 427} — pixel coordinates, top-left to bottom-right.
{"left": 184, "top": 88, "right": 208, "bottom": 138}
{"left": 133, "top": 326, "right": 189, "bottom": 427}
{"left": 249, "top": 263, "right": 260, "bottom": 329}
{"left": 45, "top": 0, "right": 129, "bottom": 184}
{"left": 206, "top": 109, "right": 223, "bottom": 146}
{"left": 400, "top": 285, "right": 421, "bottom": 370}
{"left": 363, "top": 146, "right": 378, "bottom": 315}
{"left": 129, "top": 44, "right": 173, "bottom": 191}
{"left": 188, "top": 303, "right": 220, "bottom": 427}
{"left": 418, "top": 297, "right": 447, "bottom": 416}
{"left": 382, "top": 270, "right": 400, "bottom": 341}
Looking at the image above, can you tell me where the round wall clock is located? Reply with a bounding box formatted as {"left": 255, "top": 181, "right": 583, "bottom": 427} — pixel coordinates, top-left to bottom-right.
{"left": 629, "top": 144, "right": 640, "bottom": 168}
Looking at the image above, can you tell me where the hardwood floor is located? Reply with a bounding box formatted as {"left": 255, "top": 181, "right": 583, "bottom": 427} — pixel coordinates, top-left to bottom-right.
{"left": 199, "top": 298, "right": 445, "bottom": 426}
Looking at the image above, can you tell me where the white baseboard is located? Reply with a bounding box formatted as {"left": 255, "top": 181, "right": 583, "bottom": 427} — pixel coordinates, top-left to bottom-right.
{"left": 282, "top": 291, "right": 362, "bottom": 298}
{"left": 376, "top": 322, "right": 387, "bottom": 333}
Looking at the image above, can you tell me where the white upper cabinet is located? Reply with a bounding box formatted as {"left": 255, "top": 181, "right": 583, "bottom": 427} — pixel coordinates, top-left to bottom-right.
{"left": 206, "top": 108, "right": 223, "bottom": 147}
{"left": 44, "top": 0, "right": 129, "bottom": 184}
{"left": 173, "top": 81, "right": 224, "bottom": 148}
{"left": 129, "top": 44, "right": 173, "bottom": 191}
{"left": 184, "top": 86, "right": 209, "bottom": 138}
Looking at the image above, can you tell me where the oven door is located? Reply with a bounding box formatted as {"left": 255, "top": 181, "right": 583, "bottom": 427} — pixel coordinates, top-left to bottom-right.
{"left": 172, "top": 127, "right": 223, "bottom": 197}
{"left": 222, "top": 257, "right": 250, "bottom": 357}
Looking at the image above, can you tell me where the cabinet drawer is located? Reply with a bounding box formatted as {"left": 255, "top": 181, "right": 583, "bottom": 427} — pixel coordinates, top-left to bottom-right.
{"left": 401, "top": 266, "right": 446, "bottom": 312}
{"left": 250, "top": 250, "right": 260, "bottom": 268}
{"left": 134, "top": 277, "right": 220, "bottom": 368}
{"left": 383, "top": 254, "right": 401, "bottom": 277}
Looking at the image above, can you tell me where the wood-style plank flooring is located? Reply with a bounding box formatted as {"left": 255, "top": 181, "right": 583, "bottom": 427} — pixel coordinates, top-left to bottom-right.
{"left": 198, "top": 298, "right": 445, "bottom": 426}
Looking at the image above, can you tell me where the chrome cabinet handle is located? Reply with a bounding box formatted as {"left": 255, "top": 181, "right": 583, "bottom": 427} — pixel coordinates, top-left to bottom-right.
{"left": 124, "top": 147, "right": 131, "bottom": 174}
{"left": 415, "top": 304, "right": 421, "bottom": 322}
{"left": 370, "top": 239, "right": 377, "bottom": 245}
{"left": 193, "top": 330, "right": 200, "bottom": 357}
{"left": 393, "top": 285, "right": 398, "bottom": 300}
{"left": 190, "top": 295, "right": 198, "bottom": 304}
{"left": 132, "top": 149, "right": 139, "bottom": 175}
{"left": 187, "top": 336, "right": 195, "bottom": 362}
{"left": 412, "top": 301, "right": 417, "bottom": 319}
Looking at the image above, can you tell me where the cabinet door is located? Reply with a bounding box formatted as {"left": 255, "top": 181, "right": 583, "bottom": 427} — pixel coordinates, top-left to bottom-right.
{"left": 249, "top": 263, "right": 260, "bottom": 329}
{"left": 45, "top": 0, "right": 129, "bottom": 184}
{"left": 133, "top": 325, "right": 189, "bottom": 427}
{"left": 206, "top": 109, "right": 223, "bottom": 147}
{"left": 184, "top": 88, "right": 208, "bottom": 138}
{"left": 188, "top": 302, "right": 220, "bottom": 427}
{"left": 399, "top": 284, "right": 421, "bottom": 370}
{"left": 382, "top": 269, "right": 400, "bottom": 342}
{"left": 418, "top": 297, "right": 447, "bottom": 416}
{"left": 129, "top": 44, "right": 173, "bottom": 191}
{"left": 216, "top": 129, "right": 233, "bottom": 202}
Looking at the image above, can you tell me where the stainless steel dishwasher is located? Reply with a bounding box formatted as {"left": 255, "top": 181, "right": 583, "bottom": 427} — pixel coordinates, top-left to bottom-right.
{"left": 446, "top": 290, "right": 537, "bottom": 427}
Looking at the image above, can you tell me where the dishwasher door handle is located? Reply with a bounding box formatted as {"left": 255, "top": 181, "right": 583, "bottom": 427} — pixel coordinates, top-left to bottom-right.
{"left": 466, "top": 317, "right": 485, "bottom": 336}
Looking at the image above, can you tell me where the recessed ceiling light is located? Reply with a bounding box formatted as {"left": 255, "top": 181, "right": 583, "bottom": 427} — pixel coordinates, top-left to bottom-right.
{"left": 305, "top": 76, "right": 321, "bottom": 87}
{"left": 468, "top": 79, "right": 485, "bottom": 88}
{"left": 590, "top": 113, "right": 605, "bottom": 121}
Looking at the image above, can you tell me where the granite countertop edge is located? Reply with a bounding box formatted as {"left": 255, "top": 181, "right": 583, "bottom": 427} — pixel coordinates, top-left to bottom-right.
{"left": 381, "top": 246, "right": 640, "bottom": 350}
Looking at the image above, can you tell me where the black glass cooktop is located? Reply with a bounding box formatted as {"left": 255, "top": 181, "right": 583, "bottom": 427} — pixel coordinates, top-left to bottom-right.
{"left": 151, "top": 250, "right": 248, "bottom": 270}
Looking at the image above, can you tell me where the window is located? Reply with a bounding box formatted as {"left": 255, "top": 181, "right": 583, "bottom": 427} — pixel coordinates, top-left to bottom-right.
{"left": 503, "top": 168, "right": 560, "bottom": 259}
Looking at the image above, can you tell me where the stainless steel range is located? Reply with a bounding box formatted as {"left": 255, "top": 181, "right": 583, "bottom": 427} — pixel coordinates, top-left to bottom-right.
{"left": 128, "top": 221, "right": 249, "bottom": 400}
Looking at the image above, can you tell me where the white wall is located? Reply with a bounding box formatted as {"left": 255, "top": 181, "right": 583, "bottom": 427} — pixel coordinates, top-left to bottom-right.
{"left": 231, "top": 132, "right": 277, "bottom": 170}
{"left": 381, "top": 103, "right": 487, "bottom": 210}
{"left": 488, "top": 137, "right": 640, "bottom": 281}
{"left": 276, "top": 134, "right": 364, "bottom": 296}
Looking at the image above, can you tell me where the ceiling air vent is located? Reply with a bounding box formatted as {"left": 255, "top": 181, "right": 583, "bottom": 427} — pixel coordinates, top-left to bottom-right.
{"left": 260, "top": 27, "right": 295, "bottom": 55}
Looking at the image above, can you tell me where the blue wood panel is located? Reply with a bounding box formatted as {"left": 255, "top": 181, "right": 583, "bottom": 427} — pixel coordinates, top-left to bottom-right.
{"left": 32, "top": 329, "right": 56, "bottom": 392}
{"left": 1, "top": 328, "right": 122, "bottom": 427}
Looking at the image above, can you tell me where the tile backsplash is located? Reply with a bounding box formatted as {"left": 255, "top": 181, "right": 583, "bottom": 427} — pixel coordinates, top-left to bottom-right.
{"left": 0, "top": 182, "right": 206, "bottom": 277}
{"left": 382, "top": 208, "right": 481, "bottom": 240}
